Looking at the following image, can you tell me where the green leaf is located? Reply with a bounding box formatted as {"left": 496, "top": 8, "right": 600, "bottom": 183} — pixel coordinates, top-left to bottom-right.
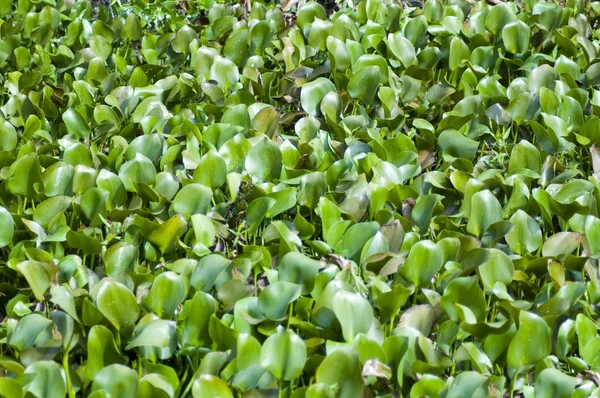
{"left": 444, "top": 371, "right": 491, "bottom": 398}
{"left": 122, "top": 14, "right": 142, "bottom": 40}
{"left": 118, "top": 154, "right": 157, "bottom": 192}
{"left": 148, "top": 215, "right": 188, "bottom": 254}
{"left": 210, "top": 55, "right": 239, "bottom": 89}
{"left": 193, "top": 150, "right": 227, "bottom": 189}
{"left": 467, "top": 190, "right": 503, "bottom": 238}
{"left": 507, "top": 311, "right": 551, "bottom": 368}
{"left": 125, "top": 134, "right": 163, "bottom": 165}
{"left": 298, "top": 172, "right": 328, "bottom": 210}
{"left": 125, "top": 319, "right": 177, "bottom": 354}
{"left": 485, "top": 3, "right": 517, "bottom": 36}
{"left": 143, "top": 271, "right": 187, "bottom": 318}
{"left": 399, "top": 240, "right": 443, "bottom": 288}
{"left": 0, "top": 118, "right": 17, "bottom": 151}
{"left": 441, "top": 276, "right": 486, "bottom": 324}
{"left": 556, "top": 55, "right": 581, "bottom": 81}
{"left": 220, "top": 134, "right": 251, "bottom": 172}
{"left": 172, "top": 26, "right": 198, "bottom": 54}
{"left": 86, "top": 325, "right": 128, "bottom": 380}
{"left": 3, "top": 0, "right": 600, "bottom": 392}
{"left": 585, "top": 216, "right": 600, "bottom": 257}
{"left": 308, "top": 19, "right": 333, "bottom": 51}
{"left": 192, "top": 375, "right": 233, "bottom": 398}
{"left": 337, "top": 222, "right": 380, "bottom": 263}
{"left": 96, "top": 280, "right": 140, "bottom": 330}
{"left": 237, "top": 333, "right": 262, "bottom": 370}
{"left": 190, "top": 254, "right": 232, "bottom": 292}
{"left": 0, "top": 206, "right": 14, "bottom": 248}
{"left": 245, "top": 137, "right": 282, "bottom": 181}
{"left": 209, "top": 314, "right": 238, "bottom": 351}
{"left": 438, "top": 130, "right": 479, "bottom": 161}
{"left": 33, "top": 196, "right": 71, "bottom": 229}
{"left": 192, "top": 214, "right": 216, "bottom": 248}
{"left": 301, "top": 77, "right": 337, "bottom": 117}
{"left": 63, "top": 108, "right": 91, "bottom": 138}
{"left": 258, "top": 282, "right": 301, "bottom": 320}
{"left": 508, "top": 140, "right": 541, "bottom": 173}
{"left": 528, "top": 65, "right": 558, "bottom": 94}
{"left": 16, "top": 261, "right": 51, "bottom": 301}
{"left": 172, "top": 183, "right": 213, "bottom": 219}
{"left": 23, "top": 361, "right": 66, "bottom": 398}
{"left": 0, "top": 377, "right": 23, "bottom": 398}
{"left": 327, "top": 36, "right": 352, "bottom": 71}
{"left": 66, "top": 230, "right": 102, "bottom": 255}
{"left": 104, "top": 242, "right": 137, "bottom": 276}
{"left": 92, "top": 364, "right": 139, "bottom": 397}
{"left": 576, "top": 313, "right": 597, "bottom": 360}
{"left": 425, "top": 84, "right": 455, "bottom": 104}
{"left": 449, "top": 37, "right": 470, "bottom": 71}
{"left": 306, "top": 383, "right": 335, "bottom": 398}
{"left": 388, "top": 32, "right": 415, "bottom": 68}
{"left": 542, "top": 232, "right": 581, "bottom": 258}
{"left": 332, "top": 291, "right": 374, "bottom": 342}
{"left": 278, "top": 252, "right": 320, "bottom": 294}
{"left": 505, "top": 210, "right": 542, "bottom": 255}
{"left": 297, "top": 1, "right": 327, "bottom": 30}
{"left": 478, "top": 249, "right": 515, "bottom": 292}
{"left": 410, "top": 375, "right": 445, "bottom": 398}
{"left": 347, "top": 66, "right": 381, "bottom": 105}
{"left": 534, "top": 368, "right": 577, "bottom": 398}
{"left": 90, "top": 35, "right": 112, "bottom": 60}
{"left": 260, "top": 329, "right": 307, "bottom": 381}
{"left": 8, "top": 153, "right": 44, "bottom": 199}
{"left": 316, "top": 349, "right": 363, "bottom": 398}
{"left": 502, "top": 20, "right": 530, "bottom": 55}
{"left": 8, "top": 313, "right": 53, "bottom": 351}
{"left": 50, "top": 285, "right": 79, "bottom": 321}
{"left": 179, "top": 292, "right": 217, "bottom": 347}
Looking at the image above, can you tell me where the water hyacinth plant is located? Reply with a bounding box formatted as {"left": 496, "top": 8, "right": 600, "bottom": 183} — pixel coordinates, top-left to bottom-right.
{"left": 2, "top": 0, "right": 600, "bottom": 396}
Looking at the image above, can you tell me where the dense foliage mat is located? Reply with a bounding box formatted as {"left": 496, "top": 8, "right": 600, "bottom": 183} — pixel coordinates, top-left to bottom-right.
{"left": 5, "top": 0, "right": 600, "bottom": 396}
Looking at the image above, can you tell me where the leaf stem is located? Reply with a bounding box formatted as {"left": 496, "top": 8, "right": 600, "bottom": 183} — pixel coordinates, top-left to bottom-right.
{"left": 63, "top": 350, "right": 75, "bottom": 398}
{"left": 287, "top": 301, "right": 294, "bottom": 330}
{"left": 180, "top": 372, "right": 195, "bottom": 398}
{"left": 115, "top": 328, "right": 121, "bottom": 348}
{"left": 510, "top": 369, "right": 519, "bottom": 398}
